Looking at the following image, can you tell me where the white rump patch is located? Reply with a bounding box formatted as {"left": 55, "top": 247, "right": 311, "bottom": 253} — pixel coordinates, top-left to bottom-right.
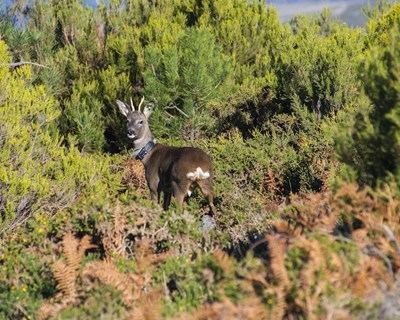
{"left": 187, "top": 167, "right": 210, "bottom": 181}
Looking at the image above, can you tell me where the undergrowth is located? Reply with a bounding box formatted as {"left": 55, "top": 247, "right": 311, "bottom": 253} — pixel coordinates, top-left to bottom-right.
{"left": 1, "top": 1, "right": 400, "bottom": 319}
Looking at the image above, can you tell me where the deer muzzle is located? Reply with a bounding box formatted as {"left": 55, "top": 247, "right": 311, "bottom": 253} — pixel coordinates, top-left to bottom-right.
{"left": 127, "top": 129, "right": 136, "bottom": 139}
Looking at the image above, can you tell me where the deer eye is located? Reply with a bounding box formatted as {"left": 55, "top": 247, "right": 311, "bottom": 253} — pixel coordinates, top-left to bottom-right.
{"left": 138, "top": 120, "right": 143, "bottom": 125}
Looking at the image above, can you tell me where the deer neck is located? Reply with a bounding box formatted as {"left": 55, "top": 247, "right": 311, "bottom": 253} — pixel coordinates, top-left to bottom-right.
{"left": 132, "top": 128, "right": 156, "bottom": 162}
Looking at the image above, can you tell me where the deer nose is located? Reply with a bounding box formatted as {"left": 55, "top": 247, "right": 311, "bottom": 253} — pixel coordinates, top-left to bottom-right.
{"left": 127, "top": 129, "right": 136, "bottom": 138}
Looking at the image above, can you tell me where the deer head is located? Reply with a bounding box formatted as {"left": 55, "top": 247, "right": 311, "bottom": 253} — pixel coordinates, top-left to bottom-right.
{"left": 116, "top": 97, "right": 155, "bottom": 142}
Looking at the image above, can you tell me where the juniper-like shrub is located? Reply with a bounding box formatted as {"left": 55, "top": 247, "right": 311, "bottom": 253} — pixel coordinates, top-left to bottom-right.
{"left": 332, "top": 10, "right": 400, "bottom": 187}
{"left": 142, "top": 27, "right": 232, "bottom": 140}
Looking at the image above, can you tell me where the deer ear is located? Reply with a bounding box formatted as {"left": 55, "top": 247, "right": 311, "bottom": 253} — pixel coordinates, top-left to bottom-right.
{"left": 143, "top": 102, "right": 155, "bottom": 119}
{"left": 116, "top": 100, "right": 130, "bottom": 117}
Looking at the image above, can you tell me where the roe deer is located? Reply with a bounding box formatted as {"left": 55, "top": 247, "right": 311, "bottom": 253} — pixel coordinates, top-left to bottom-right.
{"left": 117, "top": 97, "right": 217, "bottom": 216}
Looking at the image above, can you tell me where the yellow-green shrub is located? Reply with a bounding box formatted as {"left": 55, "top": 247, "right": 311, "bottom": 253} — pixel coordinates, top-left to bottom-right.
{"left": 0, "top": 40, "right": 121, "bottom": 233}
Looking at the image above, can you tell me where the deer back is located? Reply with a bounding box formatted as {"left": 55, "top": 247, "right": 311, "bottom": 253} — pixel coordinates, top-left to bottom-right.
{"left": 143, "top": 144, "right": 213, "bottom": 188}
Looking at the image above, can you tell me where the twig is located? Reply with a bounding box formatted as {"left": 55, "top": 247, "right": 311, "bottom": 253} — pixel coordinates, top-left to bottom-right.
{"left": 201, "top": 80, "right": 222, "bottom": 101}
{"left": 165, "top": 111, "right": 176, "bottom": 119}
{"left": 1, "top": 61, "right": 49, "bottom": 69}
{"left": 151, "top": 64, "right": 157, "bottom": 79}
{"left": 166, "top": 104, "right": 190, "bottom": 118}
{"left": 382, "top": 224, "right": 400, "bottom": 256}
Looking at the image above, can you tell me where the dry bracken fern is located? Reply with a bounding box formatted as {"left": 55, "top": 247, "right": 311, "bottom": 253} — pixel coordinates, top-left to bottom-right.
{"left": 284, "top": 191, "right": 338, "bottom": 235}
{"left": 84, "top": 258, "right": 137, "bottom": 304}
{"left": 83, "top": 238, "right": 169, "bottom": 319}
{"left": 265, "top": 234, "right": 289, "bottom": 319}
{"left": 213, "top": 249, "right": 233, "bottom": 275}
{"left": 179, "top": 294, "right": 269, "bottom": 320}
{"left": 102, "top": 203, "right": 130, "bottom": 258}
{"left": 37, "top": 234, "right": 96, "bottom": 320}
{"left": 122, "top": 158, "right": 147, "bottom": 194}
{"left": 266, "top": 234, "right": 289, "bottom": 287}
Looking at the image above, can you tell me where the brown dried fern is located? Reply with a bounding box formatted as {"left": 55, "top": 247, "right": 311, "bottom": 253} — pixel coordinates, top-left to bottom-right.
{"left": 350, "top": 255, "right": 389, "bottom": 297}
{"left": 128, "top": 289, "right": 162, "bottom": 320}
{"left": 213, "top": 249, "right": 233, "bottom": 275}
{"left": 84, "top": 238, "right": 169, "bottom": 319}
{"left": 262, "top": 168, "right": 284, "bottom": 196}
{"left": 266, "top": 234, "right": 289, "bottom": 287}
{"left": 102, "top": 203, "right": 130, "bottom": 258}
{"left": 52, "top": 259, "right": 77, "bottom": 301}
{"left": 265, "top": 234, "right": 289, "bottom": 319}
{"left": 180, "top": 294, "right": 269, "bottom": 320}
{"left": 284, "top": 191, "right": 338, "bottom": 235}
{"left": 84, "top": 258, "right": 137, "bottom": 304}
{"left": 134, "top": 238, "right": 170, "bottom": 273}
{"left": 122, "top": 158, "right": 147, "bottom": 194}
{"left": 36, "top": 299, "right": 71, "bottom": 320}
{"left": 334, "top": 184, "right": 400, "bottom": 271}
{"left": 272, "top": 219, "right": 302, "bottom": 238}
{"left": 37, "top": 234, "right": 96, "bottom": 320}
{"left": 292, "top": 237, "right": 328, "bottom": 319}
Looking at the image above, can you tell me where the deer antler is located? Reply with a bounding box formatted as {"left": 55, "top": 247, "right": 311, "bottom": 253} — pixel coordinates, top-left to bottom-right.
{"left": 138, "top": 96, "right": 145, "bottom": 112}
{"left": 130, "top": 97, "right": 135, "bottom": 111}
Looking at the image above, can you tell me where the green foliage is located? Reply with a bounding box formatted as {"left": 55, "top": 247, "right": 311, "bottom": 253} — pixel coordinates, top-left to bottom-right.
{"left": 56, "top": 288, "right": 127, "bottom": 319}
{"left": 154, "top": 255, "right": 218, "bottom": 315}
{"left": 333, "top": 18, "right": 400, "bottom": 186}
{"left": 272, "top": 10, "right": 364, "bottom": 116}
{"left": 0, "top": 240, "right": 56, "bottom": 319}
{"left": 143, "top": 27, "right": 232, "bottom": 139}
{"left": 2, "top": 1, "right": 400, "bottom": 319}
{"left": 63, "top": 78, "right": 106, "bottom": 152}
{"left": 193, "top": 0, "right": 284, "bottom": 89}
{"left": 0, "top": 40, "right": 121, "bottom": 233}
{"left": 365, "top": 1, "right": 400, "bottom": 46}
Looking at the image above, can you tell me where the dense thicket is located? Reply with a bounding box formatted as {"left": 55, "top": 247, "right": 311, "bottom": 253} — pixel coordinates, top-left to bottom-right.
{"left": 1, "top": 0, "right": 400, "bottom": 319}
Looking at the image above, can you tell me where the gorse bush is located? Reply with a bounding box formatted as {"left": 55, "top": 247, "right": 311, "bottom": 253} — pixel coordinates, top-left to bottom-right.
{"left": 0, "top": 40, "right": 121, "bottom": 233}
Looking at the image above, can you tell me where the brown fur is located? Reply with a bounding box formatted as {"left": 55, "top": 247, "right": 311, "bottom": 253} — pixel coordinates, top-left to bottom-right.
{"left": 117, "top": 98, "right": 216, "bottom": 215}
{"left": 143, "top": 144, "right": 216, "bottom": 214}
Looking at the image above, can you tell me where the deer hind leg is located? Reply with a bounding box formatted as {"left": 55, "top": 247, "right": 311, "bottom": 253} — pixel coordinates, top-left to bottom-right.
{"left": 163, "top": 192, "right": 172, "bottom": 211}
{"left": 196, "top": 178, "right": 217, "bottom": 216}
{"left": 172, "top": 181, "right": 192, "bottom": 212}
{"left": 149, "top": 189, "right": 158, "bottom": 203}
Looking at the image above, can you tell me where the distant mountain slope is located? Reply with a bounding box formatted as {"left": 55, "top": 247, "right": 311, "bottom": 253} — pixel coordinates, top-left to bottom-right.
{"left": 268, "top": 0, "right": 370, "bottom": 26}
{"left": 1, "top": 0, "right": 371, "bottom": 27}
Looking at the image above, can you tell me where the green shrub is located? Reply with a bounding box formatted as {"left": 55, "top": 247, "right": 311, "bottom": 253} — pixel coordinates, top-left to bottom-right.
{"left": 272, "top": 10, "right": 365, "bottom": 117}
{"left": 142, "top": 27, "right": 232, "bottom": 140}
{"left": 332, "top": 17, "right": 400, "bottom": 187}
{"left": 0, "top": 40, "right": 121, "bottom": 233}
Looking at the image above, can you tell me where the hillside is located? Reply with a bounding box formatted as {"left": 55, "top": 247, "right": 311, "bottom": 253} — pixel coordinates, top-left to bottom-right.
{"left": 1, "top": 0, "right": 400, "bottom": 319}
{"left": 270, "top": 0, "right": 370, "bottom": 26}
